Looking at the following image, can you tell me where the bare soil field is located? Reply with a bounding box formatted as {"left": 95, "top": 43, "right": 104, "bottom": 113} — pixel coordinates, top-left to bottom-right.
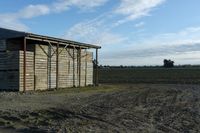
{"left": 0, "top": 84, "right": 200, "bottom": 132}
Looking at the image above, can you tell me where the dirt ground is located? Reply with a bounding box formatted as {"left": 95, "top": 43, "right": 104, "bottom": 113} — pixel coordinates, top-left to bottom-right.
{"left": 0, "top": 84, "right": 200, "bottom": 133}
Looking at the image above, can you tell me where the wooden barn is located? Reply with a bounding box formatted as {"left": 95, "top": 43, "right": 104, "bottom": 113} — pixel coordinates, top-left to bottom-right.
{"left": 0, "top": 28, "right": 100, "bottom": 91}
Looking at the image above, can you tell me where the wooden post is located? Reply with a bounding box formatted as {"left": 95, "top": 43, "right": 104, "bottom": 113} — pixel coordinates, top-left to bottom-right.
{"left": 23, "top": 37, "right": 27, "bottom": 92}
{"left": 47, "top": 44, "right": 51, "bottom": 89}
{"left": 95, "top": 48, "right": 99, "bottom": 86}
{"left": 56, "top": 43, "right": 59, "bottom": 90}
{"left": 85, "top": 49, "right": 87, "bottom": 86}
{"left": 77, "top": 48, "right": 79, "bottom": 87}
{"left": 33, "top": 44, "right": 36, "bottom": 91}
{"left": 73, "top": 47, "right": 75, "bottom": 87}
{"left": 79, "top": 47, "right": 81, "bottom": 87}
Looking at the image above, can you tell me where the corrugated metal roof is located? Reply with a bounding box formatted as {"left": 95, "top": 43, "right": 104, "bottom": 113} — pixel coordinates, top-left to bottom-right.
{"left": 0, "top": 27, "right": 101, "bottom": 49}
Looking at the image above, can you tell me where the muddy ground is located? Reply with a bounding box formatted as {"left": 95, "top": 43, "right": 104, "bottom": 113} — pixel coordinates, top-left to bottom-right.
{"left": 0, "top": 84, "right": 200, "bottom": 132}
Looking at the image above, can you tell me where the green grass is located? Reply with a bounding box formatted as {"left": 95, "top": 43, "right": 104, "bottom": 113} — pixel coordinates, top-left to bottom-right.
{"left": 99, "top": 67, "right": 200, "bottom": 84}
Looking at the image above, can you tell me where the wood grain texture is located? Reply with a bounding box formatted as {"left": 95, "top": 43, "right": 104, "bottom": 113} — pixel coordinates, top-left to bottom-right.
{"left": 0, "top": 51, "right": 19, "bottom": 90}
{"left": 0, "top": 41, "right": 94, "bottom": 91}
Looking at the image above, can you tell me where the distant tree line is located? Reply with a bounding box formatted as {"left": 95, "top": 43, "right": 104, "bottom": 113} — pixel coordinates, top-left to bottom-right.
{"left": 99, "top": 65, "right": 200, "bottom": 69}
{"left": 99, "top": 65, "right": 163, "bottom": 69}
{"left": 98, "top": 59, "right": 200, "bottom": 69}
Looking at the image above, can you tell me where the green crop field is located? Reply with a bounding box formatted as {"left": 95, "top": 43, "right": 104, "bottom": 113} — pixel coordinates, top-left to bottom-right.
{"left": 99, "top": 67, "right": 200, "bottom": 84}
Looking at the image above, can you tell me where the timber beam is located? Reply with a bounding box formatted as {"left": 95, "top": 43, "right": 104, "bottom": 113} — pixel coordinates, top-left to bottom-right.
{"left": 23, "top": 37, "right": 27, "bottom": 92}
{"left": 95, "top": 48, "right": 99, "bottom": 86}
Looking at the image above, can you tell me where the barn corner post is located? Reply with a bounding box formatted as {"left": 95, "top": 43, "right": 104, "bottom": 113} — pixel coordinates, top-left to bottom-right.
{"left": 23, "top": 37, "right": 27, "bottom": 92}
{"left": 78, "top": 47, "right": 81, "bottom": 87}
{"left": 95, "top": 48, "right": 99, "bottom": 86}
{"left": 85, "top": 49, "right": 87, "bottom": 87}
{"left": 73, "top": 46, "right": 75, "bottom": 87}
{"left": 56, "top": 42, "right": 59, "bottom": 90}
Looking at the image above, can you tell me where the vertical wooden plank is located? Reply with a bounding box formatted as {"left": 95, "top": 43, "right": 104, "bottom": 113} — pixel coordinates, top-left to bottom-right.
{"left": 95, "top": 48, "right": 99, "bottom": 86}
{"left": 56, "top": 43, "right": 59, "bottom": 89}
{"left": 35, "top": 44, "right": 48, "bottom": 90}
{"left": 20, "top": 51, "right": 34, "bottom": 91}
{"left": 85, "top": 49, "right": 87, "bottom": 86}
{"left": 23, "top": 37, "right": 26, "bottom": 92}
{"left": 79, "top": 47, "right": 81, "bottom": 87}
{"left": 34, "top": 44, "right": 36, "bottom": 91}
{"left": 73, "top": 47, "right": 75, "bottom": 87}
{"left": 77, "top": 48, "right": 79, "bottom": 87}
{"left": 47, "top": 44, "right": 51, "bottom": 89}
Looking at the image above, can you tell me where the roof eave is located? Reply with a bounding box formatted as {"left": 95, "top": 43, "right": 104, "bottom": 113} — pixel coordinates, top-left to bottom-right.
{"left": 26, "top": 33, "right": 101, "bottom": 49}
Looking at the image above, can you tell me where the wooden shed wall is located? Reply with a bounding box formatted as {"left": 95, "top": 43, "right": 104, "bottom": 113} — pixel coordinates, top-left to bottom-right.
{"left": 0, "top": 39, "right": 94, "bottom": 91}
{"left": 19, "top": 51, "right": 34, "bottom": 91}
{"left": 0, "top": 40, "right": 6, "bottom": 51}
{"left": 34, "top": 44, "right": 48, "bottom": 90}
{"left": 0, "top": 40, "right": 19, "bottom": 90}
{"left": 58, "top": 47, "right": 78, "bottom": 88}
{"left": 86, "top": 52, "right": 93, "bottom": 85}
{"left": 19, "top": 43, "right": 94, "bottom": 91}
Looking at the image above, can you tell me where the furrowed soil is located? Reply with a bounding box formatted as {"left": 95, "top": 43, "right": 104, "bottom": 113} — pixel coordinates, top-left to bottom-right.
{"left": 0, "top": 84, "right": 200, "bottom": 132}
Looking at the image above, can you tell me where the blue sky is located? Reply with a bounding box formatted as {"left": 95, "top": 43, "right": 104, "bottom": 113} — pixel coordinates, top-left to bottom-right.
{"left": 1, "top": 0, "right": 200, "bottom": 65}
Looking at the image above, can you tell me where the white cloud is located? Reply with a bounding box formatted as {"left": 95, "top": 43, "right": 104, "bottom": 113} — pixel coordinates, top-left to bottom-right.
{"left": 114, "top": 0, "right": 165, "bottom": 25}
{"left": 63, "top": 19, "right": 127, "bottom": 46}
{"left": 178, "top": 27, "right": 200, "bottom": 36}
{"left": 102, "top": 51, "right": 200, "bottom": 66}
{"left": 134, "top": 21, "right": 145, "bottom": 28}
{"left": 0, "top": 4, "right": 50, "bottom": 31}
{"left": 0, "top": 0, "right": 165, "bottom": 32}
{"left": 0, "top": 14, "right": 29, "bottom": 31}
{"left": 18, "top": 4, "right": 50, "bottom": 19}
{"left": 63, "top": 20, "right": 103, "bottom": 43}
{"left": 101, "top": 26, "right": 200, "bottom": 65}
{"left": 96, "top": 32, "right": 127, "bottom": 45}
{"left": 52, "top": 0, "right": 109, "bottom": 12}
{"left": 0, "top": 0, "right": 108, "bottom": 31}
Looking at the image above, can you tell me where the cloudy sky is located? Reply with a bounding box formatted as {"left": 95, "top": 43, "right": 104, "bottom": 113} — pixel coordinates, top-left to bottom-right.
{"left": 1, "top": 0, "right": 200, "bottom": 65}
